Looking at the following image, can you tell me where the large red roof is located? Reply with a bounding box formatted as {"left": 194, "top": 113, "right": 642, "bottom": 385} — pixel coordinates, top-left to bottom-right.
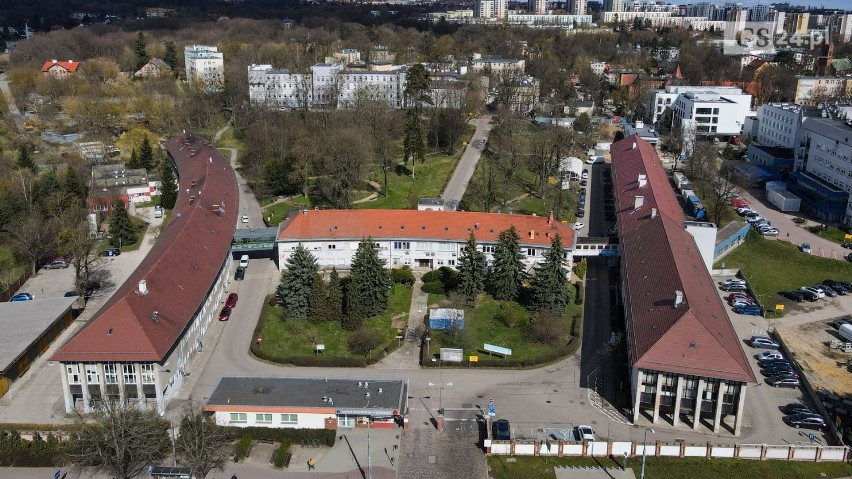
{"left": 611, "top": 136, "right": 754, "bottom": 383}
{"left": 277, "top": 209, "right": 575, "bottom": 248}
{"left": 41, "top": 60, "right": 80, "bottom": 72}
{"left": 52, "top": 132, "right": 238, "bottom": 362}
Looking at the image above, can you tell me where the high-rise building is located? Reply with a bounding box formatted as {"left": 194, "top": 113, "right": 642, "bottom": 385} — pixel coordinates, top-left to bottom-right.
{"left": 531, "top": 0, "right": 548, "bottom": 14}
{"left": 475, "top": 0, "right": 507, "bottom": 19}
{"left": 570, "top": 0, "right": 587, "bottom": 16}
{"left": 747, "top": 4, "right": 772, "bottom": 22}
{"left": 603, "top": 0, "right": 624, "bottom": 12}
{"left": 838, "top": 14, "right": 852, "bottom": 42}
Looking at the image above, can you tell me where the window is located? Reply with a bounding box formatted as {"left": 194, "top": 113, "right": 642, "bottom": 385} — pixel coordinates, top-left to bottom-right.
{"left": 416, "top": 242, "right": 433, "bottom": 251}
{"left": 527, "top": 248, "right": 536, "bottom": 256}
{"left": 256, "top": 413, "right": 273, "bottom": 424}
{"left": 393, "top": 241, "right": 410, "bottom": 250}
{"left": 122, "top": 363, "right": 137, "bottom": 384}
{"left": 338, "top": 415, "right": 356, "bottom": 427}
{"left": 448, "top": 259, "right": 455, "bottom": 266}
{"left": 482, "top": 245, "right": 495, "bottom": 253}
{"left": 437, "top": 242, "right": 454, "bottom": 252}
{"left": 230, "top": 413, "right": 247, "bottom": 423}
{"left": 140, "top": 363, "right": 155, "bottom": 384}
{"left": 328, "top": 244, "right": 336, "bottom": 249}
{"left": 104, "top": 363, "right": 118, "bottom": 384}
{"left": 281, "top": 413, "right": 298, "bottom": 424}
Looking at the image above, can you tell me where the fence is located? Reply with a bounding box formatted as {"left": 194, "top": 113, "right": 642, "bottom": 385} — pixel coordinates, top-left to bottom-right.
{"left": 486, "top": 439, "right": 848, "bottom": 462}
{"left": 0, "top": 268, "right": 33, "bottom": 303}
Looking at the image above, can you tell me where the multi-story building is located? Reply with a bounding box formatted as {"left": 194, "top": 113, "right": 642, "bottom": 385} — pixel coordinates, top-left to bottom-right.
{"left": 506, "top": 13, "right": 593, "bottom": 27}
{"left": 184, "top": 45, "right": 224, "bottom": 90}
{"left": 794, "top": 76, "right": 852, "bottom": 105}
{"left": 603, "top": 0, "right": 625, "bottom": 12}
{"left": 275, "top": 209, "right": 575, "bottom": 272}
{"left": 569, "top": 0, "right": 587, "bottom": 16}
{"left": 602, "top": 11, "right": 723, "bottom": 30}
{"left": 611, "top": 135, "right": 755, "bottom": 435}
{"left": 784, "top": 12, "right": 810, "bottom": 35}
{"left": 747, "top": 4, "right": 773, "bottom": 22}
{"left": 52, "top": 131, "right": 238, "bottom": 414}
{"left": 838, "top": 14, "right": 852, "bottom": 42}
{"left": 426, "top": 10, "right": 475, "bottom": 22}
{"left": 41, "top": 59, "right": 80, "bottom": 78}
{"left": 795, "top": 118, "right": 852, "bottom": 226}
{"left": 531, "top": 0, "right": 548, "bottom": 14}
{"left": 648, "top": 85, "right": 752, "bottom": 136}
{"left": 754, "top": 103, "right": 807, "bottom": 149}
{"left": 475, "top": 0, "right": 507, "bottom": 19}
{"left": 469, "top": 54, "right": 525, "bottom": 81}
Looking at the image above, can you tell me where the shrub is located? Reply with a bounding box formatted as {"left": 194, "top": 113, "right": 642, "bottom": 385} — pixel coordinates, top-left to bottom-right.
{"left": 235, "top": 434, "right": 252, "bottom": 460}
{"left": 272, "top": 440, "right": 291, "bottom": 468}
{"left": 530, "top": 309, "right": 567, "bottom": 346}
{"left": 349, "top": 328, "right": 382, "bottom": 355}
{"left": 391, "top": 266, "right": 415, "bottom": 285}
{"left": 573, "top": 259, "right": 587, "bottom": 279}
{"left": 219, "top": 427, "right": 336, "bottom": 447}
{"left": 422, "top": 270, "right": 442, "bottom": 283}
{"left": 437, "top": 266, "right": 460, "bottom": 290}
{"left": 496, "top": 301, "right": 519, "bottom": 328}
{"left": 268, "top": 295, "right": 279, "bottom": 307}
{"left": 421, "top": 281, "right": 445, "bottom": 294}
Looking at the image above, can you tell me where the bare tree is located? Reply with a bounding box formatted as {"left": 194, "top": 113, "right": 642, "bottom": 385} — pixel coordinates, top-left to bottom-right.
{"left": 65, "top": 398, "right": 171, "bottom": 479}
{"left": 356, "top": 98, "right": 402, "bottom": 196}
{"left": 58, "top": 210, "right": 99, "bottom": 291}
{"left": 4, "top": 212, "right": 59, "bottom": 275}
{"left": 175, "top": 400, "right": 233, "bottom": 478}
{"left": 703, "top": 166, "right": 738, "bottom": 225}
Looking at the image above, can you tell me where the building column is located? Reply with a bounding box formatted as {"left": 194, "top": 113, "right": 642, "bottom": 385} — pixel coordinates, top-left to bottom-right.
{"left": 672, "top": 375, "right": 684, "bottom": 426}
{"left": 713, "top": 381, "right": 725, "bottom": 434}
{"left": 60, "top": 363, "right": 74, "bottom": 413}
{"left": 733, "top": 383, "right": 748, "bottom": 436}
{"left": 134, "top": 363, "right": 145, "bottom": 410}
{"left": 693, "top": 378, "right": 705, "bottom": 431}
{"left": 652, "top": 373, "right": 662, "bottom": 424}
{"left": 632, "top": 370, "right": 644, "bottom": 423}
{"left": 79, "top": 362, "right": 92, "bottom": 412}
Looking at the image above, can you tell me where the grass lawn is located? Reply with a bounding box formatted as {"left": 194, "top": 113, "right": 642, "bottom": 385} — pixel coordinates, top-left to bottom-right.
{"left": 714, "top": 231, "right": 852, "bottom": 314}
{"left": 814, "top": 225, "right": 852, "bottom": 244}
{"left": 487, "top": 455, "right": 852, "bottom": 479}
{"left": 101, "top": 217, "right": 149, "bottom": 253}
{"left": 258, "top": 284, "right": 412, "bottom": 358}
{"left": 427, "top": 287, "right": 583, "bottom": 362}
{"left": 263, "top": 195, "right": 335, "bottom": 226}
{"left": 358, "top": 153, "right": 460, "bottom": 210}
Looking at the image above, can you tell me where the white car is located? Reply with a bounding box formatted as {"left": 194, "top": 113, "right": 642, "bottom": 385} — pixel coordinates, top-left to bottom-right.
{"left": 575, "top": 425, "right": 595, "bottom": 441}
{"left": 239, "top": 255, "right": 249, "bottom": 268}
{"left": 800, "top": 286, "right": 824, "bottom": 298}
{"left": 573, "top": 222, "right": 585, "bottom": 230}
{"left": 757, "top": 351, "right": 784, "bottom": 361}
{"left": 581, "top": 170, "right": 589, "bottom": 180}
{"left": 241, "top": 214, "right": 250, "bottom": 224}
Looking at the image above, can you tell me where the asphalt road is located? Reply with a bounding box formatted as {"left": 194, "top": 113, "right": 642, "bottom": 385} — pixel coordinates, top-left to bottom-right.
{"left": 441, "top": 115, "right": 493, "bottom": 206}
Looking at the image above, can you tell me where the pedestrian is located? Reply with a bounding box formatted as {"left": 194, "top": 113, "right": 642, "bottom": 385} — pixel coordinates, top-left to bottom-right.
{"left": 308, "top": 458, "right": 316, "bottom": 471}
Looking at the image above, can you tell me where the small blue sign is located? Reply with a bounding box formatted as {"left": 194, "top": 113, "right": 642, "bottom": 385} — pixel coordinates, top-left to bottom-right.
{"left": 808, "top": 433, "right": 816, "bottom": 442}
{"left": 55, "top": 470, "right": 61, "bottom": 479}
{"left": 488, "top": 407, "right": 496, "bottom": 416}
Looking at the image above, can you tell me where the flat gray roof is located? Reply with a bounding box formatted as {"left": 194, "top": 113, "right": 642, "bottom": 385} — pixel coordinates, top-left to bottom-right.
{"left": 0, "top": 297, "right": 76, "bottom": 373}
{"left": 206, "top": 377, "right": 406, "bottom": 414}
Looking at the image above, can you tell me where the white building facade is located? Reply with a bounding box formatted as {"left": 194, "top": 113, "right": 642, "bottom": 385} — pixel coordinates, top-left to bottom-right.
{"left": 799, "top": 119, "right": 852, "bottom": 226}
{"left": 649, "top": 86, "right": 752, "bottom": 136}
{"left": 184, "top": 45, "right": 224, "bottom": 90}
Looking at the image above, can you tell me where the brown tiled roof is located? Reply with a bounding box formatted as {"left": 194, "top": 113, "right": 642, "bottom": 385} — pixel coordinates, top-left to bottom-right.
{"left": 277, "top": 210, "right": 575, "bottom": 248}
{"left": 52, "top": 132, "right": 238, "bottom": 362}
{"left": 612, "top": 136, "right": 755, "bottom": 383}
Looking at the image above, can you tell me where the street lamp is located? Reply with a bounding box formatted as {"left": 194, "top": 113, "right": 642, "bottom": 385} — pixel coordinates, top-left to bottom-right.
{"left": 427, "top": 382, "right": 453, "bottom": 432}
{"left": 640, "top": 428, "right": 655, "bottom": 479}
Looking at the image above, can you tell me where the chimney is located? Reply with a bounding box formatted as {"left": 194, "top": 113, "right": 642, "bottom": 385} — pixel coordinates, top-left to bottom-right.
{"left": 474, "top": 223, "right": 480, "bottom": 230}
{"left": 632, "top": 142, "right": 637, "bottom": 149}
{"left": 674, "top": 290, "right": 684, "bottom": 308}
{"left": 52, "top": 59, "right": 57, "bottom": 63}
{"left": 529, "top": 229, "right": 535, "bottom": 239}
{"left": 634, "top": 196, "right": 644, "bottom": 210}
{"left": 302, "top": 209, "right": 308, "bottom": 215}
{"left": 651, "top": 208, "right": 658, "bottom": 219}
{"left": 638, "top": 174, "right": 647, "bottom": 188}
{"left": 152, "top": 311, "right": 159, "bottom": 322}
{"left": 138, "top": 280, "right": 148, "bottom": 295}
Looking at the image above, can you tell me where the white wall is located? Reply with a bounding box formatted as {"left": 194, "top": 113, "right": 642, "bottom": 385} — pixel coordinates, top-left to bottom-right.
{"left": 213, "top": 410, "right": 333, "bottom": 429}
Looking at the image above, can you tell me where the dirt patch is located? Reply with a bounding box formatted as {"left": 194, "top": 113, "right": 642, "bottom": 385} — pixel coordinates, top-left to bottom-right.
{"left": 777, "top": 319, "right": 852, "bottom": 397}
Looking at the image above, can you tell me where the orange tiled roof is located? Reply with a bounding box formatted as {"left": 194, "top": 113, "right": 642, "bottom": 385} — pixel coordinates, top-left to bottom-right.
{"left": 41, "top": 60, "right": 80, "bottom": 72}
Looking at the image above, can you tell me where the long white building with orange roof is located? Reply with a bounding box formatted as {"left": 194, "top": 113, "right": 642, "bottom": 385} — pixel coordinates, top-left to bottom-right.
{"left": 276, "top": 209, "right": 575, "bottom": 271}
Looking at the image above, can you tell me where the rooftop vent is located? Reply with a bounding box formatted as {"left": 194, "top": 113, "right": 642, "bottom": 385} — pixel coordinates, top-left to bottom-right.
{"left": 634, "top": 196, "right": 644, "bottom": 210}
{"left": 632, "top": 142, "right": 637, "bottom": 149}
{"left": 638, "top": 174, "right": 647, "bottom": 188}
{"left": 138, "top": 280, "right": 148, "bottom": 295}
{"left": 152, "top": 311, "right": 159, "bottom": 322}
{"left": 378, "top": 388, "right": 383, "bottom": 395}
{"left": 651, "top": 208, "right": 658, "bottom": 219}
{"left": 107, "top": 328, "right": 112, "bottom": 335}
{"left": 474, "top": 223, "right": 480, "bottom": 229}
{"left": 689, "top": 342, "right": 696, "bottom": 349}
{"left": 674, "top": 290, "right": 684, "bottom": 308}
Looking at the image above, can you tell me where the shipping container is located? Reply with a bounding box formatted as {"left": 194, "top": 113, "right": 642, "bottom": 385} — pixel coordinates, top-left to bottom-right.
{"left": 767, "top": 188, "right": 801, "bottom": 212}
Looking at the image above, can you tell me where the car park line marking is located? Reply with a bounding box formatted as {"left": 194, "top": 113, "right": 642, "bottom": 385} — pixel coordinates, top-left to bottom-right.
{"left": 586, "top": 368, "right": 631, "bottom": 425}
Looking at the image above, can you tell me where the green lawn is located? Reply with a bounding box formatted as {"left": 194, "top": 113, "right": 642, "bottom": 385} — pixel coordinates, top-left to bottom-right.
{"left": 215, "top": 125, "right": 247, "bottom": 161}
{"left": 426, "top": 288, "right": 583, "bottom": 362}
{"left": 258, "top": 284, "right": 412, "bottom": 358}
{"left": 814, "top": 225, "right": 852, "bottom": 244}
{"left": 487, "top": 455, "right": 852, "bottom": 479}
{"left": 357, "top": 153, "right": 460, "bottom": 210}
{"left": 102, "top": 217, "right": 149, "bottom": 253}
{"left": 714, "top": 231, "right": 852, "bottom": 313}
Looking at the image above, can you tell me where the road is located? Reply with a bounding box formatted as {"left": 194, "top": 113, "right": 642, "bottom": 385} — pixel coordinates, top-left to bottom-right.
{"left": 441, "top": 115, "right": 493, "bottom": 207}
{"left": 0, "top": 72, "right": 23, "bottom": 132}
{"left": 213, "top": 124, "right": 265, "bottom": 230}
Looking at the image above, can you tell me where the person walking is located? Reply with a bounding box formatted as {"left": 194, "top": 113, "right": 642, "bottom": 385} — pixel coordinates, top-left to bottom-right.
{"left": 308, "top": 458, "right": 316, "bottom": 471}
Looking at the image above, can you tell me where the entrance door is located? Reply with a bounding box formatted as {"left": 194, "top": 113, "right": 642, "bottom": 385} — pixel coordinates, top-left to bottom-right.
{"left": 417, "top": 258, "right": 432, "bottom": 268}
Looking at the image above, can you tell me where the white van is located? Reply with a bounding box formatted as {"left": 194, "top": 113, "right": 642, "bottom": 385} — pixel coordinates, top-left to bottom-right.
{"left": 239, "top": 255, "right": 249, "bottom": 268}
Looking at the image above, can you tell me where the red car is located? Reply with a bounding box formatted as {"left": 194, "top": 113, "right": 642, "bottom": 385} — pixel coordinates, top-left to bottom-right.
{"left": 728, "top": 293, "right": 753, "bottom": 302}
{"left": 226, "top": 293, "right": 238, "bottom": 308}
{"left": 219, "top": 306, "right": 232, "bottom": 321}
{"left": 731, "top": 198, "right": 749, "bottom": 208}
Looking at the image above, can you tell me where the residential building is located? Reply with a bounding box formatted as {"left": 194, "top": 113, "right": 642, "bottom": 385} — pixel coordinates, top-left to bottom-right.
{"left": 795, "top": 118, "right": 852, "bottom": 226}
{"left": 475, "top": 0, "right": 507, "bottom": 19}
{"left": 531, "top": 0, "right": 548, "bottom": 14}
{"left": 590, "top": 61, "right": 608, "bottom": 76}
{"left": 41, "top": 59, "right": 80, "bottom": 78}
{"left": 469, "top": 54, "right": 525, "bottom": 81}
{"left": 507, "top": 75, "right": 541, "bottom": 113}
{"left": 426, "top": 10, "right": 475, "bottom": 22}
{"left": 794, "top": 76, "right": 852, "bottom": 105}
{"left": 184, "top": 45, "right": 224, "bottom": 90}
{"left": 784, "top": 12, "right": 810, "bottom": 35}
{"left": 604, "top": 0, "right": 625, "bottom": 12}
{"left": 325, "top": 48, "right": 361, "bottom": 65}
{"left": 506, "top": 13, "right": 593, "bottom": 27}
{"left": 275, "top": 209, "right": 575, "bottom": 272}
{"left": 91, "top": 163, "right": 160, "bottom": 205}
{"left": 135, "top": 58, "right": 171, "bottom": 78}
{"left": 839, "top": 14, "right": 852, "bottom": 42}
{"left": 569, "top": 0, "right": 587, "bottom": 16}
{"left": 611, "top": 136, "right": 755, "bottom": 435}
{"left": 205, "top": 378, "right": 406, "bottom": 430}
{"left": 648, "top": 85, "right": 752, "bottom": 136}
{"left": 747, "top": 4, "right": 773, "bottom": 22}
{"left": 52, "top": 131, "right": 239, "bottom": 414}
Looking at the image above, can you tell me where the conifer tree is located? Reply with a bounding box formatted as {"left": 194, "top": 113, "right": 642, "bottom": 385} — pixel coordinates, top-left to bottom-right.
{"left": 327, "top": 268, "right": 343, "bottom": 324}
{"left": 457, "top": 232, "right": 486, "bottom": 304}
{"left": 530, "top": 236, "right": 570, "bottom": 312}
{"left": 134, "top": 31, "right": 149, "bottom": 69}
{"left": 308, "top": 273, "right": 330, "bottom": 323}
{"left": 63, "top": 166, "right": 87, "bottom": 204}
{"left": 16, "top": 146, "right": 36, "bottom": 171}
{"left": 344, "top": 237, "right": 391, "bottom": 330}
{"left": 278, "top": 244, "right": 319, "bottom": 319}
{"left": 159, "top": 158, "right": 178, "bottom": 209}
{"left": 127, "top": 148, "right": 139, "bottom": 169}
{"left": 489, "top": 226, "right": 526, "bottom": 301}
{"left": 138, "top": 136, "right": 154, "bottom": 171}
{"left": 108, "top": 199, "right": 137, "bottom": 248}
{"left": 162, "top": 41, "right": 178, "bottom": 70}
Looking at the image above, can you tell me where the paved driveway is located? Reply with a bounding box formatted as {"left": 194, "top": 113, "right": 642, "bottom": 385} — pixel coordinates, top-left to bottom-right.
{"left": 441, "top": 115, "right": 493, "bottom": 207}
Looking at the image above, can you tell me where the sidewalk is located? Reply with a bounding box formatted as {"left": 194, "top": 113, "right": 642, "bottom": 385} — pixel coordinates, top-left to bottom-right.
{"left": 372, "top": 276, "right": 427, "bottom": 369}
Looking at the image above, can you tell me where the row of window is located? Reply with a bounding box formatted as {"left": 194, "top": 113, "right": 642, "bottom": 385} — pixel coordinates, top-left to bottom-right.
{"left": 68, "top": 362, "right": 156, "bottom": 385}
{"left": 230, "top": 413, "right": 298, "bottom": 424}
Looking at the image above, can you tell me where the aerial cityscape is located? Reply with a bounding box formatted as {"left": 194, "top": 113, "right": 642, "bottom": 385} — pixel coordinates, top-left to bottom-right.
{"left": 0, "top": 0, "right": 851, "bottom": 478}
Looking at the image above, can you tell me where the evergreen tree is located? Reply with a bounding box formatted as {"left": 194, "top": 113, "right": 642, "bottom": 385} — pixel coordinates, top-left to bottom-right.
{"left": 108, "top": 199, "right": 137, "bottom": 248}
{"left": 162, "top": 41, "right": 178, "bottom": 70}
{"left": 307, "top": 273, "right": 330, "bottom": 324}
{"left": 327, "top": 268, "right": 343, "bottom": 324}
{"left": 403, "top": 63, "right": 431, "bottom": 175}
{"left": 489, "top": 226, "right": 526, "bottom": 301}
{"left": 138, "top": 136, "right": 154, "bottom": 171}
{"left": 344, "top": 237, "right": 391, "bottom": 330}
{"left": 159, "top": 158, "right": 178, "bottom": 209}
{"left": 16, "top": 146, "right": 36, "bottom": 171}
{"left": 278, "top": 244, "right": 319, "bottom": 319}
{"left": 530, "top": 236, "right": 570, "bottom": 312}
{"left": 33, "top": 169, "right": 62, "bottom": 210}
{"left": 63, "top": 166, "right": 86, "bottom": 204}
{"left": 457, "top": 232, "right": 486, "bottom": 304}
{"left": 134, "top": 31, "right": 149, "bottom": 69}
{"left": 127, "top": 148, "right": 139, "bottom": 169}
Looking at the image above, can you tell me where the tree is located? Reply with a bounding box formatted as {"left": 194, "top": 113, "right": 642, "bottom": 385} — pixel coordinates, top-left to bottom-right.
{"left": 573, "top": 112, "right": 592, "bottom": 133}
{"left": 162, "top": 41, "right": 178, "bottom": 70}
{"left": 108, "top": 199, "right": 137, "bottom": 248}
{"left": 307, "top": 273, "right": 330, "bottom": 323}
{"left": 65, "top": 397, "right": 170, "bottom": 479}
{"left": 159, "top": 158, "right": 178, "bottom": 210}
{"left": 3, "top": 212, "right": 58, "bottom": 275}
{"left": 489, "top": 226, "right": 526, "bottom": 301}
{"left": 278, "top": 244, "right": 319, "bottom": 319}
{"left": 58, "top": 211, "right": 98, "bottom": 290}
{"left": 530, "top": 236, "right": 570, "bottom": 312}
{"left": 457, "top": 232, "right": 486, "bottom": 304}
{"left": 16, "top": 146, "right": 36, "bottom": 171}
{"left": 127, "top": 148, "right": 139, "bottom": 169}
{"left": 133, "top": 31, "right": 149, "bottom": 70}
{"left": 403, "top": 63, "right": 431, "bottom": 176}
{"left": 138, "top": 136, "right": 154, "bottom": 171}
{"left": 345, "top": 237, "right": 391, "bottom": 330}
{"left": 327, "top": 268, "right": 343, "bottom": 324}
{"left": 63, "top": 166, "right": 87, "bottom": 204}
{"left": 175, "top": 400, "right": 232, "bottom": 478}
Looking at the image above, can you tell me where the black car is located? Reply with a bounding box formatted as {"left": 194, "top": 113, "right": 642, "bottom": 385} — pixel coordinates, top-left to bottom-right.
{"left": 493, "top": 419, "right": 511, "bottom": 440}
{"left": 766, "top": 374, "right": 801, "bottom": 388}
{"left": 784, "top": 403, "right": 814, "bottom": 415}
{"left": 759, "top": 359, "right": 790, "bottom": 368}
{"left": 64, "top": 291, "right": 78, "bottom": 297}
{"left": 580, "top": 179, "right": 588, "bottom": 186}
{"left": 841, "top": 242, "right": 852, "bottom": 249}
{"left": 783, "top": 413, "right": 827, "bottom": 430}
{"left": 762, "top": 366, "right": 798, "bottom": 377}
{"left": 576, "top": 209, "right": 585, "bottom": 218}
{"left": 823, "top": 280, "right": 849, "bottom": 294}
{"left": 235, "top": 266, "right": 246, "bottom": 281}
{"left": 831, "top": 318, "right": 852, "bottom": 329}
{"left": 101, "top": 248, "right": 121, "bottom": 257}
{"left": 799, "top": 289, "right": 819, "bottom": 302}
{"left": 779, "top": 290, "right": 804, "bottom": 302}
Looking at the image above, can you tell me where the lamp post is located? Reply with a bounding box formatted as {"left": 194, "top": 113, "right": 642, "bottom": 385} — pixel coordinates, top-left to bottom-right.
{"left": 640, "top": 428, "right": 655, "bottom": 479}
{"left": 427, "top": 381, "right": 453, "bottom": 432}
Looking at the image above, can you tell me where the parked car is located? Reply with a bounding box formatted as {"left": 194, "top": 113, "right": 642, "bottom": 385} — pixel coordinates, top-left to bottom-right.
{"left": 760, "top": 228, "right": 780, "bottom": 236}
{"left": 239, "top": 255, "right": 249, "bottom": 268}
{"left": 734, "top": 304, "right": 762, "bottom": 315}
{"left": 721, "top": 284, "right": 748, "bottom": 292}
{"left": 762, "top": 366, "right": 798, "bottom": 377}
{"left": 101, "top": 248, "right": 121, "bottom": 257}
{"left": 64, "top": 291, "right": 78, "bottom": 297}
{"left": 841, "top": 242, "right": 852, "bottom": 249}
{"left": 225, "top": 293, "right": 239, "bottom": 308}
{"left": 756, "top": 351, "right": 784, "bottom": 361}
{"left": 579, "top": 187, "right": 587, "bottom": 196}
{"left": 747, "top": 216, "right": 767, "bottom": 224}
{"left": 800, "top": 243, "right": 812, "bottom": 254}
{"left": 575, "top": 425, "right": 595, "bottom": 441}
{"left": 729, "top": 293, "right": 754, "bottom": 302}
{"left": 800, "top": 286, "right": 824, "bottom": 299}
{"left": 783, "top": 413, "right": 826, "bottom": 430}
{"left": 820, "top": 285, "right": 839, "bottom": 297}
{"left": 822, "top": 280, "right": 848, "bottom": 294}
{"left": 731, "top": 199, "right": 749, "bottom": 208}
{"left": 779, "top": 291, "right": 804, "bottom": 302}
{"left": 721, "top": 278, "right": 747, "bottom": 287}
{"left": 799, "top": 289, "right": 819, "bottom": 301}
{"left": 580, "top": 179, "right": 588, "bottom": 186}
{"left": 235, "top": 266, "right": 245, "bottom": 281}
{"left": 750, "top": 336, "right": 780, "bottom": 349}
{"left": 10, "top": 292, "right": 34, "bottom": 302}
{"left": 759, "top": 358, "right": 790, "bottom": 368}
{"left": 736, "top": 207, "right": 754, "bottom": 215}
{"left": 493, "top": 419, "right": 511, "bottom": 440}
{"left": 241, "top": 214, "right": 250, "bottom": 224}
{"left": 582, "top": 170, "right": 589, "bottom": 180}
{"left": 766, "top": 374, "right": 801, "bottom": 388}
{"left": 831, "top": 318, "right": 852, "bottom": 329}
{"left": 43, "top": 258, "right": 69, "bottom": 269}
{"left": 576, "top": 209, "right": 585, "bottom": 218}
{"left": 731, "top": 299, "right": 757, "bottom": 308}
{"left": 218, "top": 306, "right": 232, "bottom": 321}
{"left": 784, "top": 403, "right": 814, "bottom": 415}
{"left": 573, "top": 222, "right": 585, "bottom": 230}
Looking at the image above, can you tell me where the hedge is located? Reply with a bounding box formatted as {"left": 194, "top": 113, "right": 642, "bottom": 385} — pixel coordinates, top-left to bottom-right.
{"left": 272, "top": 439, "right": 292, "bottom": 468}
{"left": 234, "top": 434, "right": 252, "bottom": 460}
{"left": 220, "top": 427, "right": 336, "bottom": 447}
{"left": 391, "top": 266, "right": 415, "bottom": 285}
{"left": 420, "top": 281, "right": 445, "bottom": 294}
{"left": 0, "top": 431, "right": 66, "bottom": 467}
